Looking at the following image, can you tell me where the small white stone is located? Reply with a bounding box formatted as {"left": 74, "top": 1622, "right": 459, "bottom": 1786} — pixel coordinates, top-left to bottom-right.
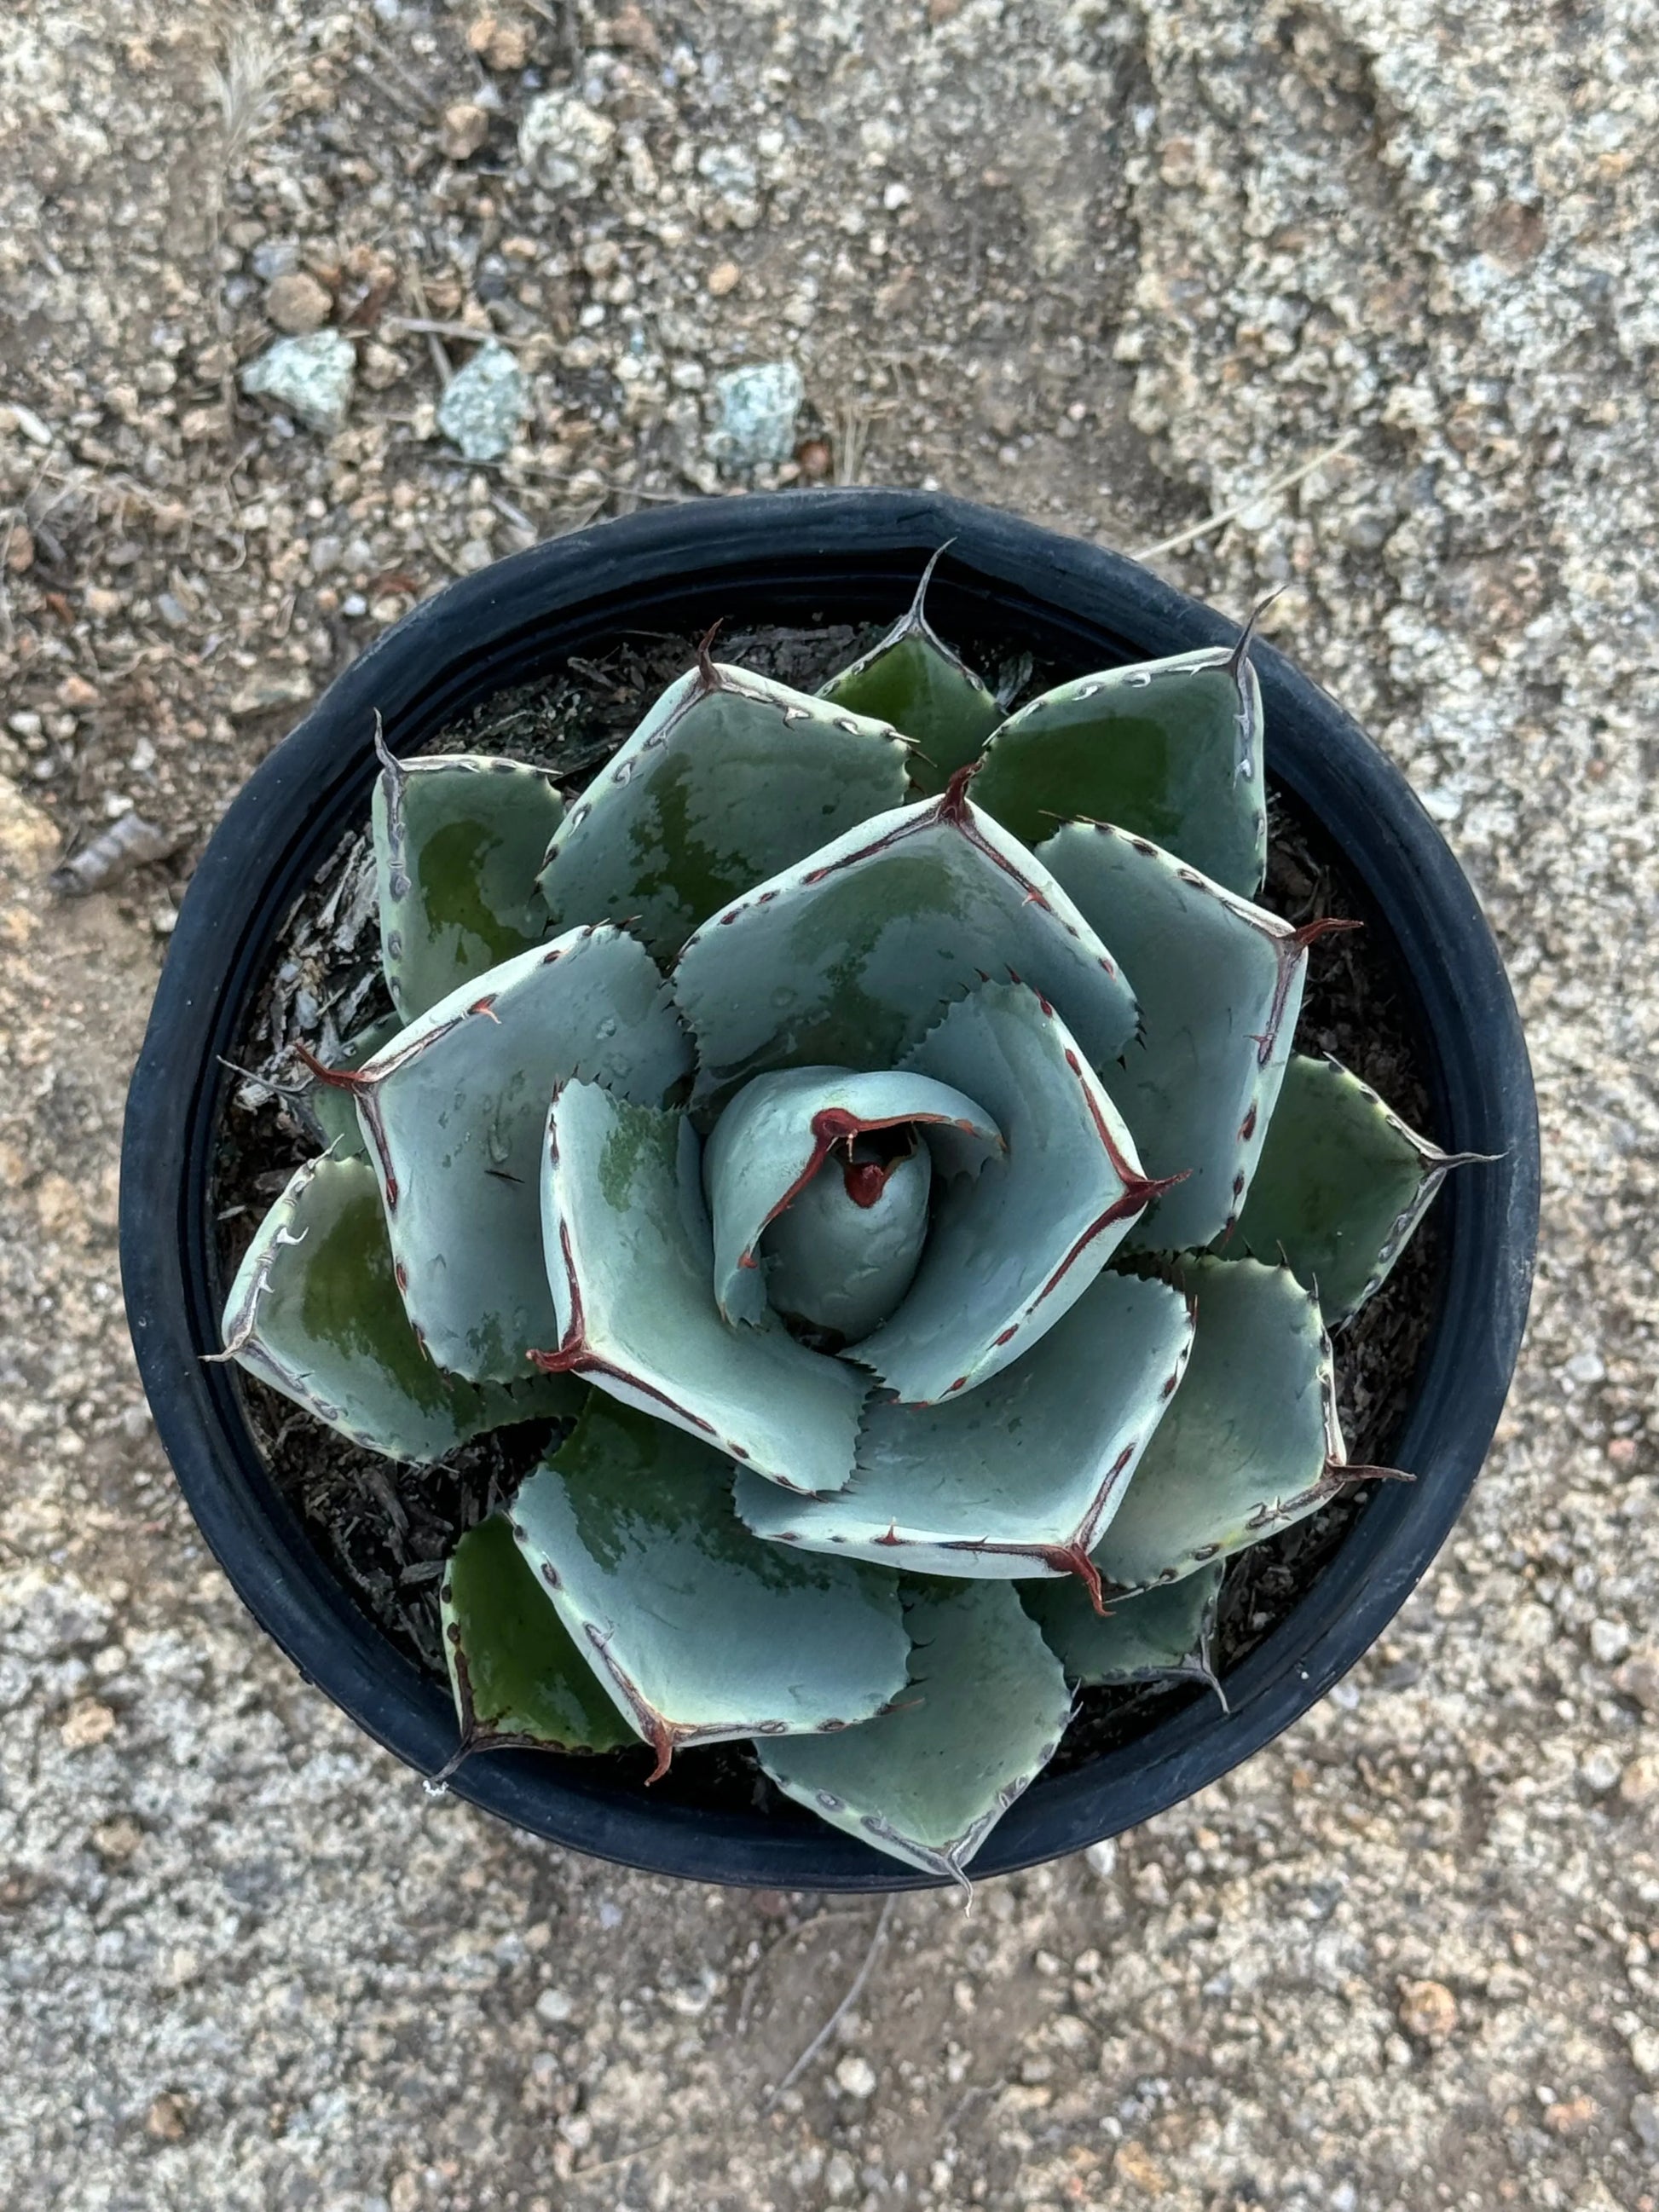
{"left": 240, "top": 332, "right": 356, "bottom": 435}
{"left": 1581, "top": 1745, "right": 1622, "bottom": 1794}
{"left": 436, "top": 342, "right": 527, "bottom": 463}
{"left": 1590, "top": 1618, "right": 1632, "bottom": 1666}
{"left": 535, "top": 1987, "right": 575, "bottom": 2024}
{"left": 1083, "top": 1839, "right": 1119, "bottom": 1880}
{"left": 705, "top": 361, "right": 803, "bottom": 471}
{"left": 833, "top": 2053, "right": 877, "bottom": 2099}
{"left": 519, "top": 91, "right": 616, "bottom": 197}
{"left": 825, "top": 2151, "right": 858, "bottom": 2200}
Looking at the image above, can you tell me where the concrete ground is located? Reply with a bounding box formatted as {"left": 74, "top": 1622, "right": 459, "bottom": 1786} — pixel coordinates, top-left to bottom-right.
{"left": 2, "top": 3, "right": 1655, "bottom": 2207}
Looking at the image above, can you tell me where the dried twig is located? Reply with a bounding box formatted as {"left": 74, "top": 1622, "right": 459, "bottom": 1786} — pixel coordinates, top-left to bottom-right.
{"left": 563, "top": 2132, "right": 697, "bottom": 2186}
{"left": 205, "top": 14, "right": 292, "bottom": 438}
{"left": 762, "top": 1896, "right": 895, "bottom": 2107}
{"left": 405, "top": 271, "right": 453, "bottom": 389}
{"left": 1130, "top": 432, "right": 1359, "bottom": 560}
{"left": 384, "top": 316, "right": 523, "bottom": 348}
{"left": 357, "top": 29, "right": 441, "bottom": 113}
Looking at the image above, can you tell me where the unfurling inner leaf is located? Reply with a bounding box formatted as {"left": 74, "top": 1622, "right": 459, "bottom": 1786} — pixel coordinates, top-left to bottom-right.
{"left": 510, "top": 1395, "right": 910, "bottom": 1778}
{"left": 699, "top": 1063, "right": 1001, "bottom": 1328}
{"left": 757, "top": 1580, "right": 1072, "bottom": 1884}
{"left": 539, "top": 1080, "right": 868, "bottom": 1493}
{"left": 761, "top": 1139, "right": 933, "bottom": 1343}
{"left": 852, "top": 981, "right": 1165, "bottom": 1406}
{"left": 441, "top": 1514, "right": 634, "bottom": 1758}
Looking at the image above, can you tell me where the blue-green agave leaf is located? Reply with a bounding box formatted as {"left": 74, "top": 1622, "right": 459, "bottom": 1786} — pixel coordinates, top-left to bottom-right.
{"left": 538, "top": 1080, "right": 868, "bottom": 1493}
{"left": 737, "top": 1268, "right": 1192, "bottom": 1586}
{"left": 1022, "top": 1558, "right": 1225, "bottom": 1698}
{"left": 536, "top": 656, "right": 911, "bottom": 960}
{"left": 439, "top": 1515, "right": 634, "bottom": 1760}
{"left": 1038, "top": 821, "right": 1316, "bottom": 1252}
{"left": 215, "top": 1155, "right": 581, "bottom": 1460}
{"left": 701, "top": 1065, "right": 1001, "bottom": 1327}
{"left": 818, "top": 550, "right": 1004, "bottom": 794}
{"left": 1234, "top": 1052, "right": 1481, "bottom": 1325}
{"left": 509, "top": 1396, "right": 909, "bottom": 1778}
{"left": 373, "top": 733, "right": 565, "bottom": 1022}
{"left": 327, "top": 927, "right": 690, "bottom": 1386}
{"left": 972, "top": 637, "right": 1267, "bottom": 895}
{"left": 1092, "top": 1256, "right": 1398, "bottom": 1591}
{"left": 851, "top": 981, "right": 1169, "bottom": 1405}
{"left": 757, "top": 1580, "right": 1072, "bottom": 1886}
{"left": 672, "top": 781, "right": 1140, "bottom": 1108}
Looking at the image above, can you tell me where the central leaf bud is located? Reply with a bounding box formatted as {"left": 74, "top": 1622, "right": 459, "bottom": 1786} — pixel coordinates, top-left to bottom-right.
{"left": 760, "top": 1126, "right": 934, "bottom": 1347}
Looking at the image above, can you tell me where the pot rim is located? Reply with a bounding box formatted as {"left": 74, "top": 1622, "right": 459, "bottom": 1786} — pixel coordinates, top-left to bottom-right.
{"left": 120, "top": 488, "right": 1539, "bottom": 1889}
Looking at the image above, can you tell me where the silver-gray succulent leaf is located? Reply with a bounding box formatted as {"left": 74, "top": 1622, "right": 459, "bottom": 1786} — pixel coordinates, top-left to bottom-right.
{"left": 1022, "top": 1558, "right": 1226, "bottom": 1701}
{"left": 735, "top": 1268, "right": 1192, "bottom": 1587}
{"left": 1037, "top": 821, "right": 1316, "bottom": 1252}
{"left": 537, "top": 657, "right": 910, "bottom": 960}
{"left": 509, "top": 1395, "right": 910, "bottom": 1778}
{"left": 373, "top": 735, "right": 565, "bottom": 1022}
{"left": 972, "top": 637, "right": 1267, "bottom": 896}
{"left": 671, "top": 781, "right": 1140, "bottom": 1110}
{"left": 757, "top": 1578, "right": 1072, "bottom": 1890}
{"left": 344, "top": 926, "right": 690, "bottom": 1384}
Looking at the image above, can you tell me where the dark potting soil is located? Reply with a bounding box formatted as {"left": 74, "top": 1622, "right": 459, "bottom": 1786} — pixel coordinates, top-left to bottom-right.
{"left": 211, "top": 617, "right": 1444, "bottom": 1821}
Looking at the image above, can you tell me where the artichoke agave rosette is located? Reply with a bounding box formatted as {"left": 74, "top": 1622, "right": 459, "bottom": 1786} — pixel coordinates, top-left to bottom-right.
{"left": 222, "top": 570, "right": 1460, "bottom": 1880}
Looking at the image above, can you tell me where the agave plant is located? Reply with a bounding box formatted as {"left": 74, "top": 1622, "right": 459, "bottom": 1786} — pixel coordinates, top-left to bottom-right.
{"left": 218, "top": 559, "right": 1471, "bottom": 1883}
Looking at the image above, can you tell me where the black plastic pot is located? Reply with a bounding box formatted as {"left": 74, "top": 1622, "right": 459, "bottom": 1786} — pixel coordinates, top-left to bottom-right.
{"left": 121, "top": 490, "right": 1538, "bottom": 1889}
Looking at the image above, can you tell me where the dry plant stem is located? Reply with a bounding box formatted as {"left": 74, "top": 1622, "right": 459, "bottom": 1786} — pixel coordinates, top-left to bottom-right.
{"left": 764, "top": 1897, "right": 896, "bottom": 2106}
{"left": 405, "top": 270, "right": 453, "bottom": 388}
{"left": 205, "top": 14, "right": 291, "bottom": 441}
{"left": 385, "top": 317, "right": 525, "bottom": 347}
{"left": 1130, "top": 433, "right": 1359, "bottom": 560}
